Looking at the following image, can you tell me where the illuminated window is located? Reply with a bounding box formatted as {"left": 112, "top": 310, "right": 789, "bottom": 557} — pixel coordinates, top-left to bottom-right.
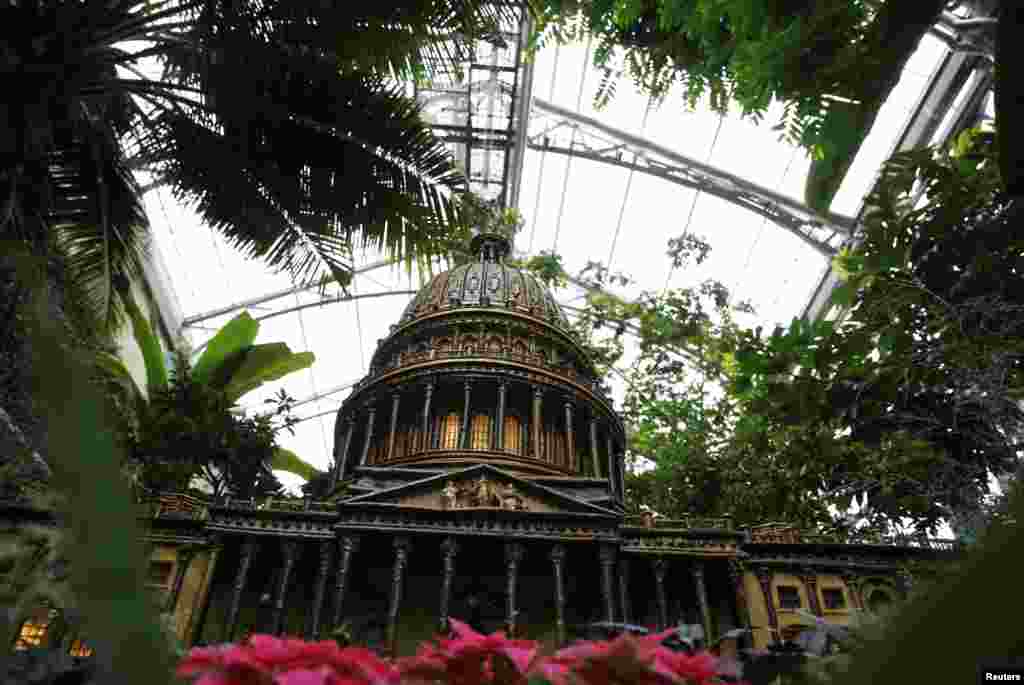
{"left": 822, "top": 588, "right": 846, "bottom": 610}
{"left": 69, "top": 639, "right": 93, "bottom": 657}
{"left": 503, "top": 416, "right": 521, "bottom": 453}
{"left": 15, "top": 607, "right": 58, "bottom": 650}
{"left": 776, "top": 586, "right": 801, "bottom": 609}
{"left": 440, "top": 413, "right": 460, "bottom": 449}
{"left": 470, "top": 414, "right": 491, "bottom": 450}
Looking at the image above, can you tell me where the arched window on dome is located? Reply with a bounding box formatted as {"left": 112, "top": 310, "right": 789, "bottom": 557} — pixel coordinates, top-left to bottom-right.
{"left": 488, "top": 337, "right": 503, "bottom": 353}
{"left": 503, "top": 415, "right": 522, "bottom": 454}
{"left": 439, "top": 413, "right": 460, "bottom": 449}
{"left": 470, "top": 413, "right": 491, "bottom": 450}
{"left": 463, "top": 337, "right": 477, "bottom": 354}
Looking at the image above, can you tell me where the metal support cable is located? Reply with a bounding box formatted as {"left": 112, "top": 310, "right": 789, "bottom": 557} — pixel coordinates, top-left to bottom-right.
{"left": 552, "top": 35, "right": 593, "bottom": 254}
{"left": 606, "top": 98, "right": 654, "bottom": 270}
{"left": 661, "top": 112, "right": 726, "bottom": 293}
{"left": 528, "top": 44, "right": 561, "bottom": 253}
{"left": 293, "top": 292, "right": 332, "bottom": 463}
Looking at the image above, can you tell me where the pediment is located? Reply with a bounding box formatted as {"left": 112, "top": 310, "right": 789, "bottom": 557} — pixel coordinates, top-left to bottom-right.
{"left": 342, "top": 464, "right": 618, "bottom": 517}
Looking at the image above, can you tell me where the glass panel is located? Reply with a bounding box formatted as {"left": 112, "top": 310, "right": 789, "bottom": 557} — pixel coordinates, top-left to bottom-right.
{"left": 470, "top": 414, "right": 491, "bottom": 450}
{"left": 503, "top": 416, "right": 521, "bottom": 453}
{"left": 440, "top": 413, "right": 460, "bottom": 449}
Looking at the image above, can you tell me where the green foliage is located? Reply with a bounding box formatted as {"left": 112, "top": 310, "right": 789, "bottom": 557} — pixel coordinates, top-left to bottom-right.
{"left": 191, "top": 312, "right": 261, "bottom": 388}
{"left": 12, "top": 255, "right": 177, "bottom": 683}
{"left": 272, "top": 446, "right": 320, "bottom": 482}
{"left": 530, "top": 0, "right": 947, "bottom": 211}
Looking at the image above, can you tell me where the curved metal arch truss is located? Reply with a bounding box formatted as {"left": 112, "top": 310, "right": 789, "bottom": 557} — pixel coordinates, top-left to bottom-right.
{"left": 527, "top": 97, "right": 857, "bottom": 257}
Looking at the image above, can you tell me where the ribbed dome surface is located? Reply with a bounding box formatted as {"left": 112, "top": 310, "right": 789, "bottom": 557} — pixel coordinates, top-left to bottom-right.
{"left": 398, "top": 238, "right": 571, "bottom": 331}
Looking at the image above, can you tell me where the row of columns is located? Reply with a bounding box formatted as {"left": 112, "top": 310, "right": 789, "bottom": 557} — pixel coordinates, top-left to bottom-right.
{"left": 218, "top": 535, "right": 731, "bottom": 655}
{"left": 333, "top": 380, "right": 624, "bottom": 489}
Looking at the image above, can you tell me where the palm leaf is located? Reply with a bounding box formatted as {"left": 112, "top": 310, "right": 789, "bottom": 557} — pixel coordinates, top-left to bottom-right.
{"left": 191, "top": 311, "right": 259, "bottom": 386}
{"left": 142, "top": 8, "right": 468, "bottom": 289}
{"left": 270, "top": 447, "right": 320, "bottom": 481}
{"left": 220, "top": 343, "right": 316, "bottom": 404}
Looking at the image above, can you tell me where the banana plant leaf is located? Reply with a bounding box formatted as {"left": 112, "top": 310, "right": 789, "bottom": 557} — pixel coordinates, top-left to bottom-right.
{"left": 271, "top": 447, "right": 321, "bottom": 481}
{"left": 221, "top": 343, "right": 316, "bottom": 403}
{"left": 123, "top": 289, "right": 167, "bottom": 394}
{"left": 191, "top": 311, "right": 259, "bottom": 386}
{"left": 93, "top": 350, "right": 146, "bottom": 409}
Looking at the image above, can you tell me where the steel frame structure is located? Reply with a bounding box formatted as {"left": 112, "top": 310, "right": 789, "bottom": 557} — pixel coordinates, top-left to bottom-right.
{"left": 414, "top": 4, "right": 534, "bottom": 209}
{"left": 526, "top": 97, "right": 856, "bottom": 257}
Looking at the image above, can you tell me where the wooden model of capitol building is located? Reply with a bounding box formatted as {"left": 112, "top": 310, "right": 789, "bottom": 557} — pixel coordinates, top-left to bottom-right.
{"left": 4, "top": 232, "right": 960, "bottom": 658}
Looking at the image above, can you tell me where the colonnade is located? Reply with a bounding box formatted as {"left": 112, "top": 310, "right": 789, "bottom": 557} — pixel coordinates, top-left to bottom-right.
{"left": 213, "top": 534, "right": 730, "bottom": 655}
{"left": 333, "top": 378, "right": 625, "bottom": 490}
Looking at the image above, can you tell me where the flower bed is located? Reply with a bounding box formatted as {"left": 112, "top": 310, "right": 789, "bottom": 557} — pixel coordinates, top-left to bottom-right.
{"left": 178, "top": 620, "right": 741, "bottom": 685}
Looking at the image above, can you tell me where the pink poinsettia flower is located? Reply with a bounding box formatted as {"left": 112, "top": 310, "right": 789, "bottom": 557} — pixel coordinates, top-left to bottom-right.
{"left": 178, "top": 635, "right": 399, "bottom": 685}
{"left": 651, "top": 649, "right": 720, "bottom": 685}
{"left": 399, "top": 620, "right": 540, "bottom": 685}
{"left": 550, "top": 634, "right": 673, "bottom": 685}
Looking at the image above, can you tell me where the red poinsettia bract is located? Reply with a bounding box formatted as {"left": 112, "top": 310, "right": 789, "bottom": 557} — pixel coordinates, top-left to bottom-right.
{"left": 178, "top": 629, "right": 746, "bottom": 685}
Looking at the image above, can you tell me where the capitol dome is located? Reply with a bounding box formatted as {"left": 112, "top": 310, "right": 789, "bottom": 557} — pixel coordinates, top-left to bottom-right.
{"left": 396, "top": 233, "right": 572, "bottom": 333}
{"left": 333, "top": 231, "right": 626, "bottom": 491}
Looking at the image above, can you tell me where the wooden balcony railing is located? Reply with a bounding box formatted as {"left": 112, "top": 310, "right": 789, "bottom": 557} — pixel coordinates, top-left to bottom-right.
{"left": 622, "top": 514, "right": 735, "bottom": 531}
{"left": 747, "top": 522, "right": 961, "bottom": 551}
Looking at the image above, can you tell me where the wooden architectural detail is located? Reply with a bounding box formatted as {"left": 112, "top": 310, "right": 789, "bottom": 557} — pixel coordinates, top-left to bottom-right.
{"left": 727, "top": 558, "right": 752, "bottom": 630}
{"left": 439, "top": 537, "right": 458, "bottom": 633}
{"left": 505, "top": 542, "right": 525, "bottom": 636}
{"left": 330, "top": 535, "right": 359, "bottom": 634}
{"left": 692, "top": 560, "right": 713, "bottom": 642}
{"left": 387, "top": 393, "right": 401, "bottom": 461}
{"left": 800, "top": 568, "right": 823, "bottom": 617}
{"left": 421, "top": 382, "right": 434, "bottom": 451}
{"left": 618, "top": 557, "right": 632, "bottom": 625}
{"left": 652, "top": 557, "right": 669, "bottom": 630}
{"left": 532, "top": 386, "right": 543, "bottom": 461}
{"left": 564, "top": 400, "right": 575, "bottom": 472}
{"left": 496, "top": 382, "right": 507, "bottom": 450}
{"left": 550, "top": 544, "right": 567, "bottom": 646}
{"left": 437, "top": 477, "right": 527, "bottom": 510}
{"left": 360, "top": 408, "right": 376, "bottom": 466}
{"left": 599, "top": 544, "right": 617, "bottom": 623}
{"left": 307, "top": 540, "right": 333, "bottom": 639}
{"left": 460, "top": 382, "right": 472, "bottom": 449}
{"left": 387, "top": 537, "right": 411, "bottom": 656}
{"left": 224, "top": 538, "right": 257, "bottom": 643}
{"left": 840, "top": 571, "right": 863, "bottom": 610}
{"left": 271, "top": 540, "right": 300, "bottom": 635}
{"left": 334, "top": 419, "right": 355, "bottom": 485}
{"left": 165, "top": 545, "right": 197, "bottom": 613}
{"left": 589, "top": 420, "right": 601, "bottom": 477}
{"left": 754, "top": 567, "right": 780, "bottom": 642}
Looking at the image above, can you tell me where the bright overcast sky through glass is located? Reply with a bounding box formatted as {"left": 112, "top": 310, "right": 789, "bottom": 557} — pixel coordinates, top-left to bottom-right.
{"left": 141, "top": 33, "right": 951, "bottom": 494}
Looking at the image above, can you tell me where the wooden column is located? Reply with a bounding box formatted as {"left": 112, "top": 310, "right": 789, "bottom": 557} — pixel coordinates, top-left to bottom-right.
{"left": 801, "top": 568, "right": 822, "bottom": 617}
{"left": 387, "top": 537, "right": 411, "bottom": 657}
{"left": 359, "top": 407, "right": 376, "bottom": 466}
{"left": 727, "top": 558, "right": 752, "bottom": 631}
{"left": 334, "top": 418, "right": 355, "bottom": 485}
{"left": 653, "top": 557, "right": 669, "bottom": 630}
{"left": 755, "top": 567, "right": 780, "bottom": 643}
{"left": 599, "top": 545, "right": 616, "bottom": 623}
{"left": 330, "top": 536, "right": 359, "bottom": 634}
{"left": 386, "top": 393, "right": 401, "bottom": 461}
{"left": 224, "top": 539, "right": 257, "bottom": 643}
{"left": 505, "top": 542, "right": 524, "bottom": 636}
{"left": 271, "top": 540, "right": 299, "bottom": 635}
{"left": 439, "top": 537, "right": 458, "bottom": 633}
{"left": 692, "top": 560, "right": 713, "bottom": 643}
{"left": 532, "top": 386, "right": 543, "bottom": 460}
{"left": 421, "top": 382, "right": 434, "bottom": 451}
{"left": 618, "top": 557, "right": 632, "bottom": 625}
{"left": 550, "top": 545, "right": 567, "bottom": 646}
{"left": 589, "top": 420, "right": 601, "bottom": 477}
{"left": 188, "top": 536, "right": 224, "bottom": 645}
{"left": 606, "top": 434, "right": 617, "bottom": 499}
{"left": 307, "top": 541, "right": 333, "bottom": 639}
{"left": 165, "top": 545, "right": 197, "bottom": 613}
{"left": 460, "top": 381, "right": 472, "bottom": 449}
{"left": 564, "top": 400, "right": 575, "bottom": 472}
{"left": 495, "top": 382, "right": 507, "bottom": 450}
{"left": 840, "top": 571, "right": 863, "bottom": 610}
